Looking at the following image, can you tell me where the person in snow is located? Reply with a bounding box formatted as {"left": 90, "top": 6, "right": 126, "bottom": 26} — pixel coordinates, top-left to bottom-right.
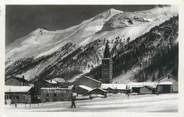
{"left": 71, "top": 85, "right": 77, "bottom": 108}
{"left": 126, "top": 85, "right": 130, "bottom": 98}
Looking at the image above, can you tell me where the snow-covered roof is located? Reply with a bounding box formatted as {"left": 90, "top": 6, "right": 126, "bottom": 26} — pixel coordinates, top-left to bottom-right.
{"left": 127, "top": 82, "right": 157, "bottom": 88}
{"left": 78, "top": 85, "right": 93, "bottom": 91}
{"left": 52, "top": 78, "right": 65, "bottom": 83}
{"left": 68, "top": 85, "right": 74, "bottom": 89}
{"left": 101, "top": 83, "right": 127, "bottom": 90}
{"left": 159, "top": 77, "right": 176, "bottom": 82}
{"left": 85, "top": 88, "right": 107, "bottom": 95}
{"left": 41, "top": 87, "right": 69, "bottom": 90}
{"left": 158, "top": 81, "right": 173, "bottom": 85}
{"left": 45, "top": 80, "right": 57, "bottom": 84}
{"left": 5, "top": 85, "right": 32, "bottom": 93}
{"left": 6, "top": 76, "right": 28, "bottom": 83}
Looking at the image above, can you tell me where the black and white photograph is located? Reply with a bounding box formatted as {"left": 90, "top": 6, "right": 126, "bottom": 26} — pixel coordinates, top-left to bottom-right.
{"left": 4, "top": 5, "right": 179, "bottom": 112}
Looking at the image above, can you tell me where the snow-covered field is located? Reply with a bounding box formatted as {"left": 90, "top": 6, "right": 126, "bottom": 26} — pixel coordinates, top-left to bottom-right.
{"left": 4, "top": 93, "right": 178, "bottom": 112}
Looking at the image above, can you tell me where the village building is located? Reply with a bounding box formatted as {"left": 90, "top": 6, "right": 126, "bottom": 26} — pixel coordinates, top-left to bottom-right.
{"left": 127, "top": 82, "right": 157, "bottom": 94}
{"left": 5, "top": 75, "right": 29, "bottom": 86}
{"left": 32, "top": 79, "right": 59, "bottom": 96}
{"left": 40, "top": 87, "right": 72, "bottom": 102}
{"left": 74, "top": 85, "right": 93, "bottom": 95}
{"left": 139, "top": 86, "right": 156, "bottom": 94}
{"left": 84, "top": 88, "right": 107, "bottom": 98}
{"left": 52, "top": 78, "right": 69, "bottom": 88}
{"left": 5, "top": 85, "right": 33, "bottom": 104}
{"left": 101, "top": 83, "right": 127, "bottom": 93}
{"left": 126, "top": 78, "right": 177, "bottom": 94}
{"left": 156, "top": 75, "right": 178, "bottom": 93}
{"left": 71, "top": 75, "right": 108, "bottom": 97}
{"left": 156, "top": 82, "right": 173, "bottom": 94}
{"left": 74, "top": 76, "right": 102, "bottom": 89}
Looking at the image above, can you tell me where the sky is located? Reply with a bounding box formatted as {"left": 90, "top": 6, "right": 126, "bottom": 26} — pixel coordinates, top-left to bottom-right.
{"left": 6, "top": 5, "right": 157, "bottom": 46}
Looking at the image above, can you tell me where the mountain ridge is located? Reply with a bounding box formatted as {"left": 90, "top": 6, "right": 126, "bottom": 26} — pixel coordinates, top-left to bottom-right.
{"left": 6, "top": 6, "right": 178, "bottom": 83}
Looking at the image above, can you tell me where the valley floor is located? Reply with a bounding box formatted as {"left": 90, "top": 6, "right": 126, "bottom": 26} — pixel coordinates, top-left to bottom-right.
{"left": 4, "top": 93, "right": 178, "bottom": 112}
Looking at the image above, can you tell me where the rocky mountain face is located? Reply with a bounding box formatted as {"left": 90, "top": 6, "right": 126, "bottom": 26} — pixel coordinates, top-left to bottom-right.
{"left": 5, "top": 6, "right": 178, "bottom": 83}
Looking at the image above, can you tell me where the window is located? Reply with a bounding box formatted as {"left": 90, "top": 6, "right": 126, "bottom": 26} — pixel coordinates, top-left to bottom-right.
{"left": 54, "top": 93, "right": 57, "bottom": 97}
{"left": 23, "top": 96, "right": 25, "bottom": 100}
{"left": 46, "top": 93, "right": 49, "bottom": 97}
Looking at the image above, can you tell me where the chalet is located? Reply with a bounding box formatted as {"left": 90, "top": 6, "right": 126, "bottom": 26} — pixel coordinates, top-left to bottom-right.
{"left": 127, "top": 82, "right": 157, "bottom": 94}
{"left": 70, "top": 76, "right": 109, "bottom": 97}
{"left": 5, "top": 85, "right": 33, "bottom": 104}
{"left": 156, "top": 75, "right": 178, "bottom": 93}
{"left": 5, "top": 75, "right": 29, "bottom": 86}
{"left": 40, "top": 87, "right": 72, "bottom": 102}
{"left": 32, "top": 79, "right": 59, "bottom": 96}
{"left": 156, "top": 81, "right": 173, "bottom": 94}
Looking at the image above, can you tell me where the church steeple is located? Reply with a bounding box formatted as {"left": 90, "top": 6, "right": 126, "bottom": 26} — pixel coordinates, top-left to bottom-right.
{"left": 101, "top": 40, "right": 113, "bottom": 83}
{"left": 103, "top": 40, "right": 110, "bottom": 58}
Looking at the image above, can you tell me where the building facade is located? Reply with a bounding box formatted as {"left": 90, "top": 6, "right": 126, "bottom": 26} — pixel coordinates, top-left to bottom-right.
{"left": 33, "top": 79, "right": 58, "bottom": 96}
{"left": 40, "top": 87, "right": 72, "bottom": 102}
{"left": 5, "top": 85, "right": 33, "bottom": 104}
{"left": 101, "top": 58, "right": 113, "bottom": 83}
{"left": 156, "top": 82, "right": 173, "bottom": 94}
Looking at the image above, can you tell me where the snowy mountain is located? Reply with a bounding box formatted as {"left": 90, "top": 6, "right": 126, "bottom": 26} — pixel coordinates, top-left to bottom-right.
{"left": 5, "top": 6, "right": 178, "bottom": 82}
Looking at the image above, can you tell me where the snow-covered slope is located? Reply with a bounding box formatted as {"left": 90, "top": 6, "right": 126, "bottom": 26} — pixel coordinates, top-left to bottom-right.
{"left": 5, "top": 6, "right": 178, "bottom": 81}
{"left": 6, "top": 8, "right": 122, "bottom": 64}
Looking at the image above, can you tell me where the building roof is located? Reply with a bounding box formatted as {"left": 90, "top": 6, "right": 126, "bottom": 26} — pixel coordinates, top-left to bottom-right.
{"left": 75, "top": 76, "right": 101, "bottom": 83}
{"left": 156, "top": 74, "right": 177, "bottom": 82}
{"left": 158, "top": 81, "right": 173, "bottom": 85}
{"left": 41, "top": 87, "right": 69, "bottom": 90}
{"left": 5, "top": 85, "right": 32, "bottom": 93}
{"left": 127, "top": 82, "right": 157, "bottom": 88}
{"left": 101, "top": 83, "right": 127, "bottom": 90}
{"left": 78, "top": 85, "right": 93, "bottom": 91}
{"left": 52, "top": 78, "right": 65, "bottom": 83}
{"left": 5, "top": 76, "right": 28, "bottom": 83}
{"left": 85, "top": 88, "right": 107, "bottom": 95}
{"left": 32, "top": 78, "right": 50, "bottom": 84}
{"left": 156, "top": 75, "right": 177, "bottom": 85}
{"left": 159, "top": 77, "right": 177, "bottom": 83}
{"left": 45, "top": 80, "right": 57, "bottom": 84}
{"left": 83, "top": 76, "right": 102, "bottom": 83}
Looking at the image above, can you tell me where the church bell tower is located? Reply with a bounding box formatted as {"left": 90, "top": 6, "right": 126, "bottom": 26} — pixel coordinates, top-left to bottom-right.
{"left": 101, "top": 40, "right": 113, "bottom": 83}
